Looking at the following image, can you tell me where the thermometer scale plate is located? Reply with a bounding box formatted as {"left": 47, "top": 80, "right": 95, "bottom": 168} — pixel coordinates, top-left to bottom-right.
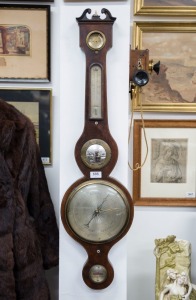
{"left": 90, "top": 64, "right": 102, "bottom": 119}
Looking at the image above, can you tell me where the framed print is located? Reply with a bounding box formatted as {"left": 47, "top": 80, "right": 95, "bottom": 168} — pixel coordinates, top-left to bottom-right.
{"left": 134, "top": 0, "right": 196, "bottom": 16}
{"left": 0, "top": 5, "right": 50, "bottom": 82}
{"left": 1, "top": 0, "right": 54, "bottom": 2}
{"left": 133, "top": 119, "right": 196, "bottom": 207}
{"left": 0, "top": 88, "right": 52, "bottom": 165}
{"left": 132, "top": 22, "right": 196, "bottom": 112}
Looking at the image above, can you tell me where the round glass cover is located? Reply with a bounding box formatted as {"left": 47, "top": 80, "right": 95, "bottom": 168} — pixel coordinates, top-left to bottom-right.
{"left": 89, "top": 265, "right": 107, "bottom": 283}
{"left": 81, "top": 139, "right": 111, "bottom": 169}
{"left": 86, "top": 144, "right": 106, "bottom": 163}
{"left": 86, "top": 31, "right": 106, "bottom": 50}
{"left": 65, "top": 180, "right": 129, "bottom": 243}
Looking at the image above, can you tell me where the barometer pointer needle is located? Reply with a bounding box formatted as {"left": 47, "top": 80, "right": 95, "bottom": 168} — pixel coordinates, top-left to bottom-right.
{"left": 84, "top": 194, "right": 109, "bottom": 227}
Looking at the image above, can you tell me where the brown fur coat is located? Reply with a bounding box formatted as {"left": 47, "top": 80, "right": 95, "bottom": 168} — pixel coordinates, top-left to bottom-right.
{"left": 0, "top": 100, "right": 59, "bottom": 299}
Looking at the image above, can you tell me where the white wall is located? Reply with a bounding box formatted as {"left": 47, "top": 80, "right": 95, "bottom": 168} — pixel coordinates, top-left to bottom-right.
{"left": 4, "top": 0, "right": 196, "bottom": 299}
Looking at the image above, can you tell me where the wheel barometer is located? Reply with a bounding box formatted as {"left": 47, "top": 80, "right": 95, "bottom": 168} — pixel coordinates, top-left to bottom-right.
{"left": 61, "top": 8, "right": 134, "bottom": 290}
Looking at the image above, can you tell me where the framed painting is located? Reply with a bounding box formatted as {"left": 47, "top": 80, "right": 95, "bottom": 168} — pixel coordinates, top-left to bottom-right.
{"left": 133, "top": 119, "right": 196, "bottom": 206}
{"left": 134, "top": 0, "right": 196, "bottom": 16}
{"left": 0, "top": 88, "right": 52, "bottom": 165}
{"left": 0, "top": 5, "right": 50, "bottom": 82}
{"left": 132, "top": 22, "right": 196, "bottom": 112}
{"left": 0, "top": 0, "right": 54, "bottom": 2}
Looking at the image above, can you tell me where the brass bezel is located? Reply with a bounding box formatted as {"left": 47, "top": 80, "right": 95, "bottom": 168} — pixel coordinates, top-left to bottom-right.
{"left": 81, "top": 139, "right": 111, "bottom": 169}
{"left": 86, "top": 30, "right": 106, "bottom": 51}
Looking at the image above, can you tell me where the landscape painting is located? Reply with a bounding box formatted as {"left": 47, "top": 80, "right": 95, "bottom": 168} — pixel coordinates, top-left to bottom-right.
{"left": 144, "top": 0, "right": 196, "bottom": 6}
{"left": 134, "top": 0, "right": 196, "bottom": 15}
{"left": 142, "top": 32, "right": 196, "bottom": 104}
{"left": 132, "top": 22, "right": 196, "bottom": 112}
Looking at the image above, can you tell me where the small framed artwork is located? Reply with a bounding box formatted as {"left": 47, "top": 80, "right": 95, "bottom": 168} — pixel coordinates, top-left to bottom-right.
{"left": 0, "top": 89, "right": 52, "bottom": 165}
{"left": 4, "top": 0, "right": 54, "bottom": 2}
{"left": 133, "top": 119, "right": 196, "bottom": 207}
{"left": 0, "top": 5, "right": 50, "bottom": 82}
{"left": 132, "top": 22, "right": 196, "bottom": 112}
{"left": 134, "top": 0, "right": 196, "bottom": 16}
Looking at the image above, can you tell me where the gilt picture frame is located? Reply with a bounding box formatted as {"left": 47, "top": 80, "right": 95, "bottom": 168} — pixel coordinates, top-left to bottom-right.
{"left": 0, "top": 5, "right": 50, "bottom": 82}
{"left": 3, "top": 1, "right": 54, "bottom": 2}
{"left": 0, "top": 88, "right": 52, "bottom": 165}
{"left": 133, "top": 119, "right": 196, "bottom": 207}
{"left": 134, "top": 0, "right": 196, "bottom": 16}
{"left": 132, "top": 22, "right": 196, "bottom": 112}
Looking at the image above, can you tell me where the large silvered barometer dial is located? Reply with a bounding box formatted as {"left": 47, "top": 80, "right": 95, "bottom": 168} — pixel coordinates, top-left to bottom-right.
{"left": 61, "top": 8, "right": 134, "bottom": 290}
{"left": 65, "top": 180, "right": 130, "bottom": 242}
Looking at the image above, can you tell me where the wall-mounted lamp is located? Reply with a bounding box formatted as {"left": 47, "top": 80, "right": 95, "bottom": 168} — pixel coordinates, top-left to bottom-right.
{"left": 129, "top": 48, "right": 160, "bottom": 97}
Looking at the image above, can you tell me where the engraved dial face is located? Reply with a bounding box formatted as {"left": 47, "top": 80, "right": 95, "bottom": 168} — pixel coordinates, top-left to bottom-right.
{"left": 89, "top": 265, "right": 107, "bottom": 283}
{"left": 65, "top": 180, "right": 130, "bottom": 243}
{"left": 86, "top": 31, "right": 106, "bottom": 50}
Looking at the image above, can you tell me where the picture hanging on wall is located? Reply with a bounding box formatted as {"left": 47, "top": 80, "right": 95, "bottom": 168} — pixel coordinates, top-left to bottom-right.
{"left": 0, "top": 5, "right": 50, "bottom": 82}
{"left": 134, "top": 0, "right": 196, "bottom": 16}
{"left": 0, "top": 88, "right": 52, "bottom": 165}
{"left": 3, "top": 0, "right": 54, "bottom": 2}
{"left": 132, "top": 22, "right": 196, "bottom": 112}
{"left": 133, "top": 119, "right": 196, "bottom": 207}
